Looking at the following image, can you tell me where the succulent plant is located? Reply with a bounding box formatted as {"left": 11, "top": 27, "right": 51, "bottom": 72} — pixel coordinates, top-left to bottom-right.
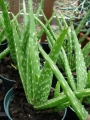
{"left": 1, "top": 0, "right": 90, "bottom": 119}
{"left": 37, "top": 6, "right": 90, "bottom": 119}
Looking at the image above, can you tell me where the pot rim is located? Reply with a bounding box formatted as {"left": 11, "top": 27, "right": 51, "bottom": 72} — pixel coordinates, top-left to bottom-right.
{"left": 4, "top": 87, "right": 67, "bottom": 120}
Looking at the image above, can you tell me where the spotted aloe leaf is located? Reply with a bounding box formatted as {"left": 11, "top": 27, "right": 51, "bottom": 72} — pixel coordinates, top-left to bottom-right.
{"left": 11, "top": 21, "right": 27, "bottom": 94}
{"left": 71, "top": 25, "right": 87, "bottom": 91}
{"left": 35, "top": 29, "right": 68, "bottom": 104}
{"left": 0, "top": 0, "right": 16, "bottom": 62}
{"left": 82, "top": 41, "right": 90, "bottom": 59}
{"left": 22, "top": 0, "right": 30, "bottom": 52}
{"left": 26, "top": 0, "right": 40, "bottom": 104}
{"left": 0, "top": 28, "right": 6, "bottom": 44}
{"left": 61, "top": 47, "right": 76, "bottom": 91}
{"left": 60, "top": 13, "right": 73, "bottom": 68}
{"left": 54, "top": 81, "right": 61, "bottom": 98}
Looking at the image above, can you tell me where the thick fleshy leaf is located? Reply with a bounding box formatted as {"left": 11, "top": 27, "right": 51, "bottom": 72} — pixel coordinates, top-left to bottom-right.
{"left": 26, "top": 0, "right": 40, "bottom": 104}
{"left": 36, "top": 29, "right": 68, "bottom": 104}
{"left": 0, "top": 0, "right": 16, "bottom": 61}
{"left": 72, "top": 25, "right": 87, "bottom": 90}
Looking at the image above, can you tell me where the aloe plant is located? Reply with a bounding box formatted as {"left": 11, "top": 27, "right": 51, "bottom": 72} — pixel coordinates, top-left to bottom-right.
{"left": 0, "top": 0, "right": 66, "bottom": 107}
{"left": 1, "top": 0, "right": 90, "bottom": 120}
{"left": 0, "top": 0, "right": 44, "bottom": 61}
{"left": 35, "top": 6, "right": 90, "bottom": 119}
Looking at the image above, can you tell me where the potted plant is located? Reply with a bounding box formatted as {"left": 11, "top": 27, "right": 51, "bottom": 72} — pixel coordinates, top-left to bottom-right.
{"left": 0, "top": 0, "right": 67, "bottom": 119}
{"left": 1, "top": 0, "right": 90, "bottom": 120}
{"left": 0, "top": 0, "right": 44, "bottom": 95}
{"left": 37, "top": 8, "right": 90, "bottom": 119}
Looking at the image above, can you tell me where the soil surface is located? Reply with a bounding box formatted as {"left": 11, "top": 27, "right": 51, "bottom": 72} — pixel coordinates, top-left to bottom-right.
{"left": 0, "top": 55, "right": 20, "bottom": 81}
{"left": 0, "top": 56, "right": 77, "bottom": 120}
{"left": 0, "top": 55, "right": 20, "bottom": 102}
{"left": 0, "top": 56, "right": 65, "bottom": 120}
{"left": 9, "top": 87, "right": 65, "bottom": 120}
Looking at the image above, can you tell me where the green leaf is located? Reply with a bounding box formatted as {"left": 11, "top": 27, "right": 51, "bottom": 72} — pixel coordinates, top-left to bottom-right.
{"left": 60, "top": 14, "right": 73, "bottom": 68}
{"left": 0, "top": 0, "right": 16, "bottom": 62}
{"left": 0, "top": 14, "right": 4, "bottom": 28}
{"left": 12, "top": 22, "right": 27, "bottom": 96}
{"left": 23, "top": 0, "right": 28, "bottom": 27}
{"left": 82, "top": 41, "right": 90, "bottom": 59}
{"left": 0, "top": 47, "right": 10, "bottom": 60}
{"left": 84, "top": 56, "right": 90, "bottom": 67}
{"left": 71, "top": 25, "right": 87, "bottom": 91}
{"left": 35, "top": 16, "right": 55, "bottom": 46}
{"left": 0, "top": 28, "right": 6, "bottom": 44}
{"left": 41, "top": 10, "right": 56, "bottom": 41}
{"left": 36, "top": 29, "right": 68, "bottom": 104}
{"left": 35, "top": 0, "right": 44, "bottom": 17}
{"left": 26, "top": 0, "right": 40, "bottom": 104}
{"left": 61, "top": 47, "right": 76, "bottom": 91}
{"left": 86, "top": 70, "right": 90, "bottom": 88}
{"left": 75, "top": 9, "right": 90, "bottom": 35}
{"left": 54, "top": 81, "right": 61, "bottom": 98}
{"left": 11, "top": 13, "right": 21, "bottom": 40}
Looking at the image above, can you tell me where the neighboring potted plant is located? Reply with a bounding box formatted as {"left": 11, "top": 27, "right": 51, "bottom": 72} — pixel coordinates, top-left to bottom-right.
{"left": 38, "top": 8, "right": 90, "bottom": 119}
{"left": 0, "top": 0, "right": 43, "bottom": 95}
{"left": 1, "top": 0, "right": 67, "bottom": 119}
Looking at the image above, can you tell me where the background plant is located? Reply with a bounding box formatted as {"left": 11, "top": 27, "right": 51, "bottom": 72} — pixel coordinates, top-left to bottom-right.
{"left": 36, "top": 5, "right": 90, "bottom": 119}
{"left": 73, "top": 0, "right": 90, "bottom": 32}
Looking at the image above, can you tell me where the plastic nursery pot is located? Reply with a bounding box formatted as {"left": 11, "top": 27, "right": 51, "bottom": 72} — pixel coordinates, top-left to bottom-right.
{"left": 0, "top": 100, "right": 7, "bottom": 119}
{"left": 0, "top": 75, "right": 16, "bottom": 95}
{"left": 4, "top": 87, "right": 14, "bottom": 120}
{"left": 4, "top": 87, "right": 67, "bottom": 120}
{"left": 0, "top": 40, "right": 8, "bottom": 53}
{"left": 65, "top": 107, "right": 79, "bottom": 120}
